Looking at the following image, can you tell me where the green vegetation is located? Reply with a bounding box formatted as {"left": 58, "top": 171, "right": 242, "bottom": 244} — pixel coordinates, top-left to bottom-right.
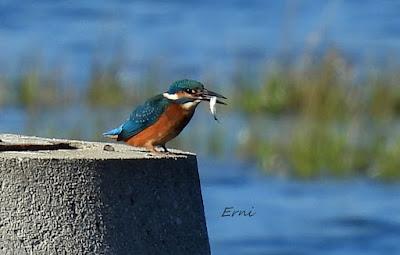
{"left": 234, "top": 50, "right": 400, "bottom": 180}
{"left": 2, "top": 48, "right": 400, "bottom": 180}
{"left": 86, "top": 58, "right": 129, "bottom": 107}
{"left": 234, "top": 51, "right": 400, "bottom": 119}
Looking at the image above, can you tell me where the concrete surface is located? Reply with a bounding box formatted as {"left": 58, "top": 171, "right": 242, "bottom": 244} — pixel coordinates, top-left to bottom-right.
{"left": 0, "top": 134, "right": 210, "bottom": 255}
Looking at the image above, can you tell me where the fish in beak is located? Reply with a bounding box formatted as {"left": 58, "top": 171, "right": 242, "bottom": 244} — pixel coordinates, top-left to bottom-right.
{"left": 199, "top": 88, "right": 227, "bottom": 105}
{"left": 196, "top": 87, "right": 227, "bottom": 122}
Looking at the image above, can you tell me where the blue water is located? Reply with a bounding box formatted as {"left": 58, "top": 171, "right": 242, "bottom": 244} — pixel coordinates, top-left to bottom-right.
{"left": 199, "top": 159, "right": 400, "bottom": 255}
{"left": 1, "top": 1, "right": 400, "bottom": 254}
{"left": 0, "top": 0, "right": 400, "bottom": 82}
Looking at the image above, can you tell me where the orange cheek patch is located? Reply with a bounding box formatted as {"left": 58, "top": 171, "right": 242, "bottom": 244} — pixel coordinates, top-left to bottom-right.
{"left": 175, "top": 91, "right": 192, "bottom": 99}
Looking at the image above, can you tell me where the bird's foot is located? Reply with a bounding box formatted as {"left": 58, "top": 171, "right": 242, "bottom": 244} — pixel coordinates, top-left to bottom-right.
{"left": 143, "top": 145, "right": 170, "bottom": 156}
{"left": 161, "top": 145, "right": 169, "bottom": 153}
{"left": 148, "top": 145, "right": 176, "bottom": 156}
{"left": 161, "top": 145, "right": 177, "bottom": 155}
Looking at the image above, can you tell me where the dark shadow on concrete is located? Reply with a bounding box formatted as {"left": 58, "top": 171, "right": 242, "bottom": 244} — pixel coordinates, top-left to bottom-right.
{"left": 0, "top": 142, "right": 77, "bottom": 152}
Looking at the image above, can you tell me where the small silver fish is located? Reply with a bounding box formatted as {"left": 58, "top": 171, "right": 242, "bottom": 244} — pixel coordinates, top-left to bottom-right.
{"left": 209, "top": 96, "right": 219, "bottom": 122}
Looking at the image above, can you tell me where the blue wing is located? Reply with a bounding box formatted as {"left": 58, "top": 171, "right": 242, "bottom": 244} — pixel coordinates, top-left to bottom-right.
{"left": 103, "top": 94, "right": 169, "bottom": 141}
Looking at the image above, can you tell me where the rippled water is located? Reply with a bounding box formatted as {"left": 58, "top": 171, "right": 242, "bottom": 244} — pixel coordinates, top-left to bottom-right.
{"left": 200, "top": 159, "right": 400, "bottom": 255}
{"left": 1, "top": 0, "right": 400, "bottom": 82}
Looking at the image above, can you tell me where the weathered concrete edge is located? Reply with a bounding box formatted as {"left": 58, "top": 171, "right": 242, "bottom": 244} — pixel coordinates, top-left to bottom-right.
{"left": 0, "top": 133, "right": 195, "bottom": 159}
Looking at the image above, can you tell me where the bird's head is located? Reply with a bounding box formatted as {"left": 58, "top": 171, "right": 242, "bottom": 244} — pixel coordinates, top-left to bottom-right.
{"left": 163, "top": 79, "right": 226, "bottom": 109}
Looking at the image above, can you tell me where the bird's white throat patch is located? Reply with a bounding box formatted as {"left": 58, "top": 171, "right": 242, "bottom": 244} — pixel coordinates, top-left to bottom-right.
{"left": 163, "top": 92, "right": 179, "bottom": 100}
{"left": 181, "top": 100, "right": 201, "bottom": 110}
{"left": 163, "top": 92, "right": 200, "bottom": 110}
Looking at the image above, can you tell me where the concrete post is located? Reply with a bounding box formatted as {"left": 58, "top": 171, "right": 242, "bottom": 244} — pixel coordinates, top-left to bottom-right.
{"left": 0, "top": 134, "right": 210, "bottom": 255}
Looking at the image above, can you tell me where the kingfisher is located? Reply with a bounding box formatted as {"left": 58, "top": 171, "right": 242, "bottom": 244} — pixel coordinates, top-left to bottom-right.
{"left": 103, "top": 79, "right": 226, "bottom": 153}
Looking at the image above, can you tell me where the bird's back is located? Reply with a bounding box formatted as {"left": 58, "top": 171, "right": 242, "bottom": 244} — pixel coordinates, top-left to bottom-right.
{"left": 104, "top": 94, "right": 170, "bottom": 141}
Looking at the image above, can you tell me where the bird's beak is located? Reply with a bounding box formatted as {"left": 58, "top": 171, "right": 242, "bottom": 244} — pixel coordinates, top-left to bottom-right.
{"left": 200, "top": 89, "right": 227, "bottom": 105}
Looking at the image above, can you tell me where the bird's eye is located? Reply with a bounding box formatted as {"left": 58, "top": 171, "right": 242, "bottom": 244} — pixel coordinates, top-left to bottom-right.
{"left": 185, "top": 88, "right": 191, "bottom": 93}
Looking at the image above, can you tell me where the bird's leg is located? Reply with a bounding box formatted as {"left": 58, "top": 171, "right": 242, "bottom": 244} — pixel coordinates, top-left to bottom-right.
{"left": 142, "top": 143, "right": 159, "bottom": 154}
{"left": 142, "top": 142, "right": 170, "bottom": 155}
{"left": 161, "top": 145, "right": 169, "bottom": 153}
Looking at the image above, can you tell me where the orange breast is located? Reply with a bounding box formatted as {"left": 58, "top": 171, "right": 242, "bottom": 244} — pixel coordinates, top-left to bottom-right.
{"left": 125, "top": 103, "right": 194, "bottom": 147}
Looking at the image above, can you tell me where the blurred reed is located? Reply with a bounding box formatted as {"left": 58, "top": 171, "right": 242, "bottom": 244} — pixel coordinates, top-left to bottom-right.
{"left": 1, "top": 48, "right": 400, "bottom": 180}
{"left": 234, "top": 49, "right": 400, "bottom": 180}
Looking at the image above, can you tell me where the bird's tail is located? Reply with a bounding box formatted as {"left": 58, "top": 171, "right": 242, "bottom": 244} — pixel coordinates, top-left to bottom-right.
{"left": 103, "top": 126, "right": 123, "bottom": 139}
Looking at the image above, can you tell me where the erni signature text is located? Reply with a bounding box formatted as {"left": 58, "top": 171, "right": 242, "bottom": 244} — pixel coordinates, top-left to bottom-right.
{"left": 221, "top": 206, "right": 256, "bottom": 218}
